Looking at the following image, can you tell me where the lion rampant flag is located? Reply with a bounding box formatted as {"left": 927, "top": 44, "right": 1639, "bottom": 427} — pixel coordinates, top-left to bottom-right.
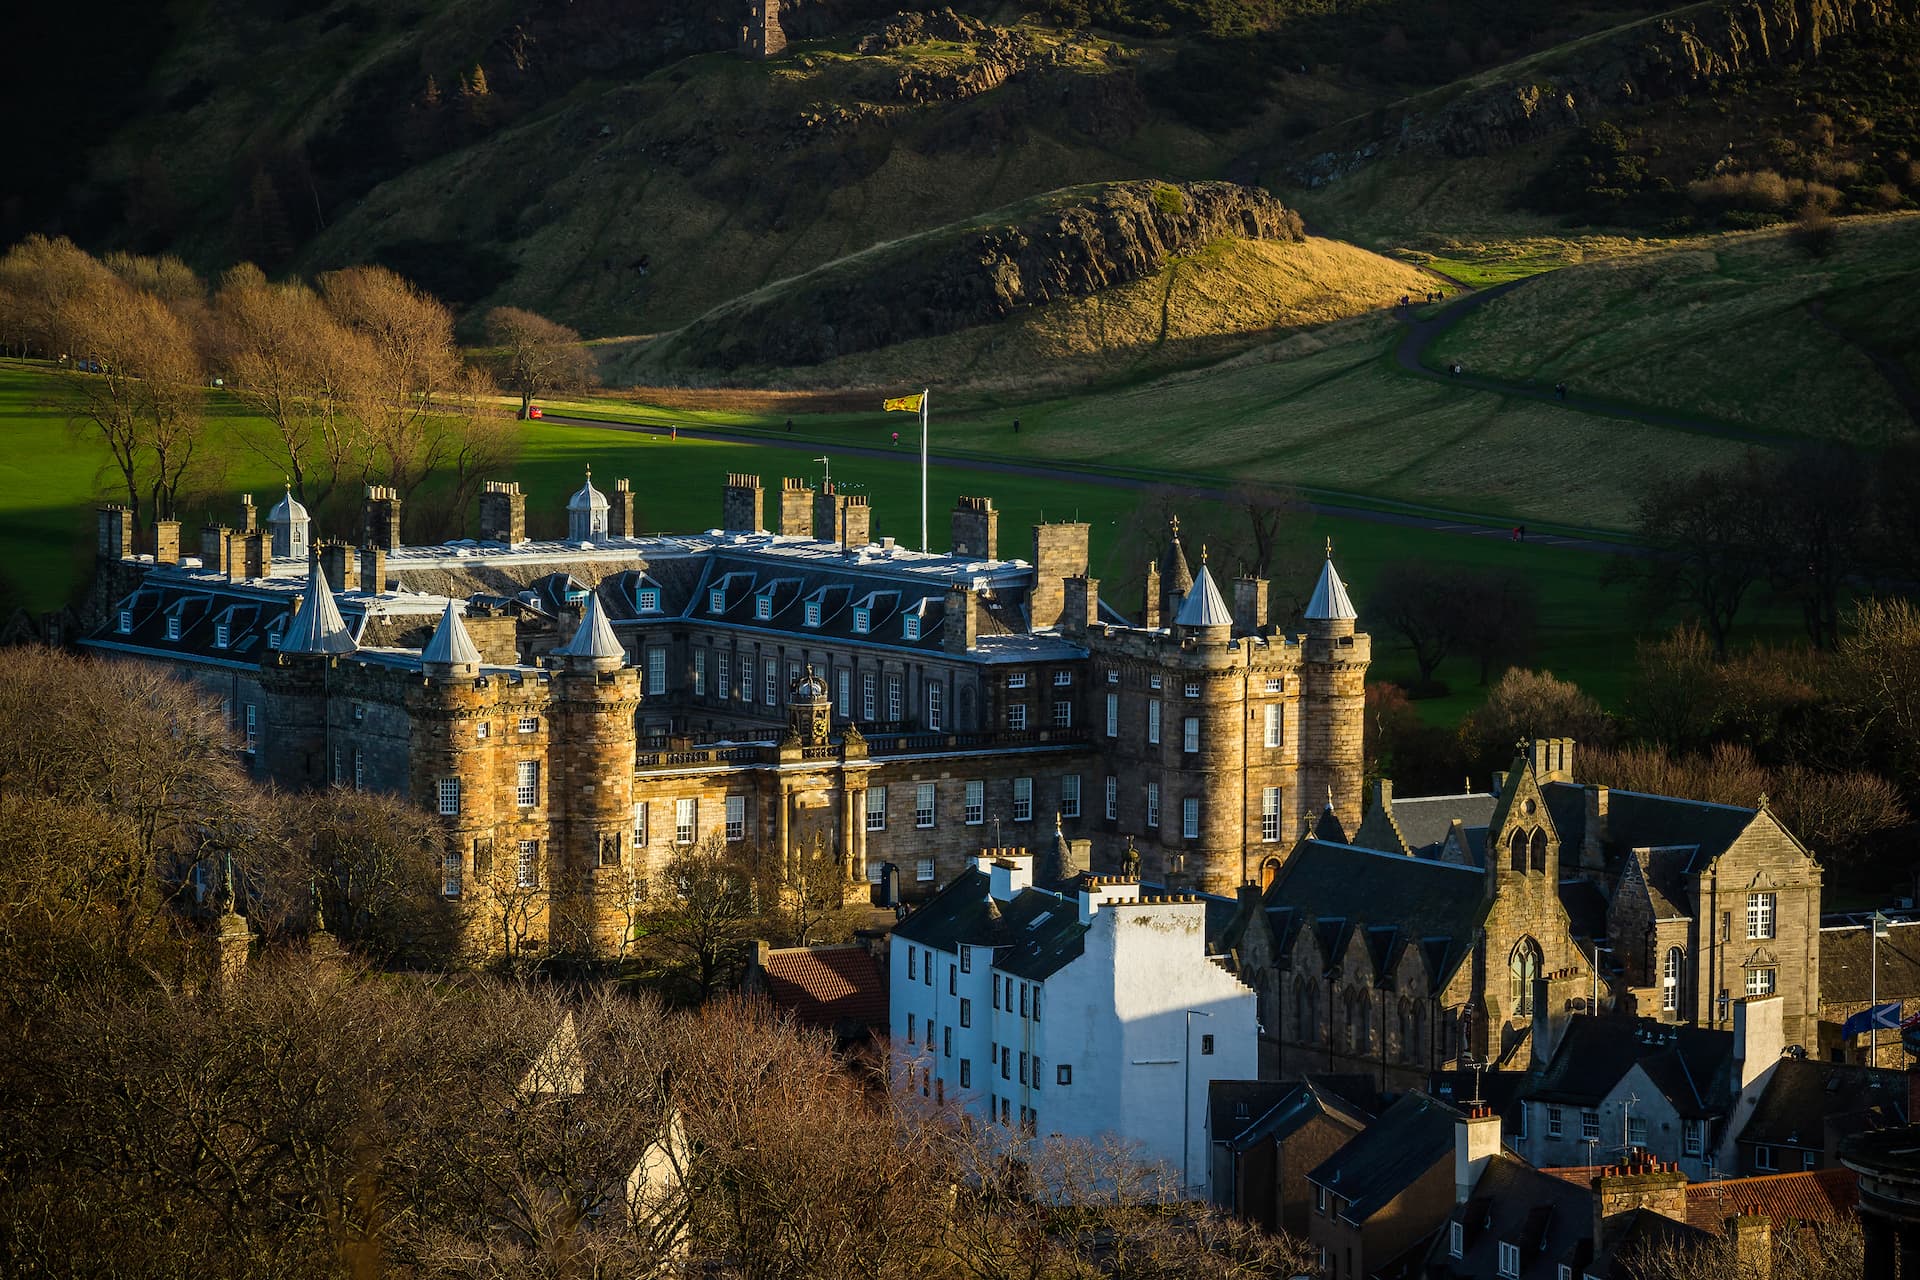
{"left": 882, "top": 392, "right": 924, "bottom": 413}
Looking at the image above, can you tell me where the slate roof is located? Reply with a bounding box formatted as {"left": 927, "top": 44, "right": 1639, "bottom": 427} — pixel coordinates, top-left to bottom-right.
{"left": 553, "top": 590, "right": 624, "bottom": 661}
{"left": 421, "top": 601, "right": 480, "bottom": 669}
{"left": 1542, "top": 783, "right": 1766, "bottom": 876}
{"left": 1307, "top": 1092, "right": 1460, "bottom": 1224}
{"left": 1588, "top": 1206, "right": 1712, "bottom": 1277}
{"left": 1434, "top": 1153, "right": 1591, "bottom": 1280}
{"left": 1304, "top": 555, "right": 1356, "bottom": 621}
{"left": 1559, "top": 878, "right": 1611, "bottom": 941}
{"left": 1213, "top": 1074, "right": 1376, "bottom": 1152}
{"left": 891, "top": 868, "right": 1089, "bottom": 982}
{"left": 1736, "top": 1058, "right": 1906, "bottom": 1149}
{"left": 1684, "top": 1168, "right": 1860, "bottom": 1233}
{"left": 760, "top": 945, "right": 888, "bottom": 1031}
{"left": 1390, "top": 792, "right": 1499, "bottom": 857}
{"left": 1821, "top": 920, "right": 1920, "bottom": 1004}
{"left": 1175, "top": 563, "right": 1233, "bottom": 628}
{"left": 1526, "top": 1017, "right": 1736, "bottom": 1118}
{"left": 1265, "top": 840, "right": 1488, "bottom": 990}
{"left": 282, "top": 562, "right": 357, "bottom": 655}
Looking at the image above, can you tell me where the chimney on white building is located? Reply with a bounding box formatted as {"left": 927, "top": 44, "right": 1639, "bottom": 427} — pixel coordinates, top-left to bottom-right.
{"left": 1455, "top": 1105, "right": 1502, "bottom": 1204}
{"left": 1078, "top": 874, "right": 1141, "bottom": 923}
{"left": 988, "top": 850, "right": 1033, "bottom": 903}
{"left": 1733, "top": 994, "right": 1785, "bottom": 1091}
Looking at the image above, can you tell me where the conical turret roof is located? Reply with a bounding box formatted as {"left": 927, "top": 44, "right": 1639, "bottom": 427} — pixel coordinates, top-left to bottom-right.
{"left": 1304, "top": 544, "right": 1356, "bottom": 621}
{"left": 1175, "top": 560, "right": 1233, "bottom": 629}
{"left": 553, "top": 590, "right": 624, "bottom": 668}
{"left": 1160, "top": 516, "right": 1194, "bottom": 596}
{"left": 282, "top": 561, "right": 356, "bottom": 655}
{"left": 422, "top": 600, "right": 481, "bottom": 674}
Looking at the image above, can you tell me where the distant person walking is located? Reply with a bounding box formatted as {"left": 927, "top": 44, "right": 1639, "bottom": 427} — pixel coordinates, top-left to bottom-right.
{"left": 785, "top": 418, "right": 794, "bottom": 432}
{"left": 1013, "top": 418, "right": 1020, "bottom": 434}
{"left": 670, "top": 425, "right": 678, "bottom": 441}
{"left": 1554, "top": 382, "right": 1566, "bottom": 401}
{"left": 891, "top": 431, "right": 900, "bottom": 446}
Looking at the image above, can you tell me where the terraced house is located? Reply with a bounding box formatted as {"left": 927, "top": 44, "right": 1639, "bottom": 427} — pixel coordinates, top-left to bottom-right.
{"left": 81, "top": 471, "right": 1369, "bottom": 957}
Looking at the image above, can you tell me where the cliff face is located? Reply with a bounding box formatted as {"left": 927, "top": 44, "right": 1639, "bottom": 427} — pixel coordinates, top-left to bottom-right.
{"left": 668, "top": 180, "right": 1304, "bottom": 370}
{"left": 1292, "top": 0, "right": 1919, "bottom": 184}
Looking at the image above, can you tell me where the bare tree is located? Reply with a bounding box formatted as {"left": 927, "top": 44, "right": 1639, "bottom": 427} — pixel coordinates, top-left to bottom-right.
{"left": 484, "top": 304, "right": 597, "bottom": 419}
{"left": 1612, "top": 455, "right": 1771, "bottom": 659}
{"left": 643, "top": 835, "right": 758, "bottom": 1002}
{"left": 1366, "top": 561, "right": 1464, "bottom": 689}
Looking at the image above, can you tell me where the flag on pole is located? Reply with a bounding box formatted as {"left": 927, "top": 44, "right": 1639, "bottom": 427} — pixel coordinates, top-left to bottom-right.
{"left": 1842, "top": 1001, "right": 1903, "bottom": 1039}
{"left": 882, "top": 393, "right": 924, "bottom": 413}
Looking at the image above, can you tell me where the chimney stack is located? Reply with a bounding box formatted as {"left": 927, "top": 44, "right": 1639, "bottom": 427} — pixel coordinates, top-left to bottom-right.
{"left": 1591, "top": 1152, "right": 1689, "bottom": 1250}
{"left": 944, "top": 585, "right": 979, "bottom": 653}
{"left": 1143, "top": 562, "right": 1162, "bottom": 629}
{"left": 610, "top": 478, "right": 635, "bottom": 537}
{"left": 841, "top": 492, "right": 871, "bottom": 548}
{"left": 779, "top": 478, "right": 814, "bottom": 538}
{"left": 1582, "top": 785, "right": 1610, "bottom": 871}
{"left": 362, "top": 485, "right": 402, "bottom": 552}
{"left": 239, "top": 493, "right": 257, "bottom": 533}
{"left": 200, "top": 525, "right": 232, "bottom": 575}
{"left": 951, "top": 496, "right": 998, "bottom": 559}
{"left": 478, "top": 480, "right": 527, "bottom": 546}
{"left": 152, "top": 519, "right": 181, "bottom": 566}
{"left": 1062, "top": 575, "right": 1099, "bottom": 638}
{"left": 243, "top": 531, "right": 269, "bottom": 581}
{"left": 1734, "top": 994, "right": 1785, "bottom": 1092}
{"left": 1455, "top": 1105, "right": 1502, "bottom": 1203}
{"left": 97, "top": 507, "right": 133, "bottom": 560}
{"left": 319, "top": 543, "right": 351, "bottom": 593}
{"left": 1233, "top": 575, "right": 1269, "bottom": 636}
{"left": 1030, "top": 522, "right": 1089, "bottom": 631}
{"left": 723, "top": 473, "right": 765, "bottom": 533}
{"left": 357, "top": 545, "right": 386, "bottom": 595}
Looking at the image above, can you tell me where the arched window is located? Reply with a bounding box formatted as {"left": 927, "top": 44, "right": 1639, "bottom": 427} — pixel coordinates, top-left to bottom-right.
{"left": 1530, "top": 828, "right": 1549, "bottom": 872}
{"left": 1662, "top": 947, "right": 1685, "bottom": 1013}
{"left": 1508, "top": 828, "right": 1527, "bottom": 872}
{"left": 1261, "top": 858, "right": 1282, "bottom": 891}
{"left": 1509, "top": 938, "right": 1543, "bottom": 1016}
{"left": 1296, "top": 984, "right": 1317, "bottom": 1043}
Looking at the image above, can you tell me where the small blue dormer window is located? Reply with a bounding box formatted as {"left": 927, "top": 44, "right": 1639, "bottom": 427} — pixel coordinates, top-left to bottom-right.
{"left": 804, "top": 600, "right": 821, "bottom": 627}
{"left": 755, "top": 595, "right": 772, "bottom": 621}
{"left": 853, "top": 607, "right": 870, "bottom": 634}
{"left": 709, "top": 587, "right": 725, "bottom": 614}
{"left": 638, "top": 588, "right": 659, "bottom": 612}
{"left": 903, "top": 614, "right": 920, "bottom": 641}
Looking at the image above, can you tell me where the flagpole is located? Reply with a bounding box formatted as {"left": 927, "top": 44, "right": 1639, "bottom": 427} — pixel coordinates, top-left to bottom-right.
{"left": 1873, "top": 913, "right": 1880, "bottom": 1066}
{"left": 920, "top": 387, "right": 929, "bottom": 552}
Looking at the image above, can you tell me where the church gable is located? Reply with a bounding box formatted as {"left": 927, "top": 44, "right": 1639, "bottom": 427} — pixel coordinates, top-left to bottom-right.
{"left": 1487, "top": 755, "right": 1562, "bottom": 877}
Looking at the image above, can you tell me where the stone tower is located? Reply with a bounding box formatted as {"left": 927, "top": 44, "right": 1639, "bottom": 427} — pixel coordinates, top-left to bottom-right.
{"left": 1299, "top": 545, "right": 1368, "bottom": 837}
{"left": 723, "top": 473, "right": 765, "bottom": 533}
{"left": 739, "top": 0, "right": 786, "bottom": 59}
{"left": 408, "top": 602, "right": 497, "bottom": 954}
{"left": 548, "top": 590, "right": 641, "bottom": 955}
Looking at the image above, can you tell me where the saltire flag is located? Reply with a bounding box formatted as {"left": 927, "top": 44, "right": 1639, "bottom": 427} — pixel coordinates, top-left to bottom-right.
{"left": 1841, "top": 1001, "right": 1903, "bottom": 1039}
{"left": 882, "top": 392, "right": 924, "bottom": 413}
{"left": 1899, "top": 1007, "right": 1920, "bottom": 1033}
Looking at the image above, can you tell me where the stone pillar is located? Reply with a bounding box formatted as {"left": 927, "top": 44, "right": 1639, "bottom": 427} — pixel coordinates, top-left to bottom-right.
{"left": 779, "top": 478, "right": 814, "bottom": 538}
{"left": 357, "top": 545, "right": 386, "bottom": 595}
{"left": 610, "top": 478, "right": 635, "bottom": 537}
{"left": 478, "top": 480, "right": 527, "bottom": 546}
{"left": 214, "top": 907, "right": 251, "bottom": 1001}
{"left": 853, "top": 786, "right": 869, "bottom": 882}
{"left": 152, "top": 519, "right": 181, "bottom": 565}
{"left": 951, "top": 496, "right": 998, "bottom": 558}
{"left": 362, "top": 485, "right": 403, "bottom": 552}
{"left": 1143, "top": 562, "right": 1162, "bottom": 629}
{"left": 723, "top": 473, "right": 765, "bottom": 533}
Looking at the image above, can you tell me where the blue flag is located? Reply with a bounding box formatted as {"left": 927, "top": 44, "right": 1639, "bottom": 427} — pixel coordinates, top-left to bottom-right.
{"left": 1841, "top": 1001, "right": 1903, "bottom": 1039}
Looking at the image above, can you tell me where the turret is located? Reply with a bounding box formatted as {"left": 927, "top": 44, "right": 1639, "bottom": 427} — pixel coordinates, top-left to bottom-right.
{"left": 281, "top": 560, "right": 357, "bottom": 656}
{"left": 421, "top": 600, "right": 481, "bottom": 680}
{"left": 1300, "top": 541, "right": 1367, "bottom": 836}
{"left": 267, "top": 484, "right": 310, "bottom": 562}
{"left": 1159, "top": 516, "right": 1193, "bottom": 622}
{"left": 1173, "top": 550, "right": 1232, "bottom": 644}
{"left": 552, "top": 590, "right": 625, "bottom": 673}
{"left": 567, "top": 469, "right": 610, "bottom": 542}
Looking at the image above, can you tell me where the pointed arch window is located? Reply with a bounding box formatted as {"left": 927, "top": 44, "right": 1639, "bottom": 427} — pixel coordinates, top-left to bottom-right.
{"left": 1508, "top": 828, "right": 1527, "bottom": 872}
{"left": 1530, "top": 827, "right": 1549, "bottom": 872}
{"left": 1509, "top": 938, "right": 1543, "bottom": 1016}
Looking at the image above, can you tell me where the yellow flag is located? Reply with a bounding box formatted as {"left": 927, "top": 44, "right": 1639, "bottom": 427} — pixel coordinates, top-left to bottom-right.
{"left": 882, "top": 392, "right": 924, "bottom": 413}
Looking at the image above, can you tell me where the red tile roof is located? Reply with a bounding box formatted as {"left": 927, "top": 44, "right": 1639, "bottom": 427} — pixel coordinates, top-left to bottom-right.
{"left": 1685, "top": 1169, "right": 1859, "bottom": 1233}
{"left": 760, "top": 945, "right": 888, "bottom": 1031}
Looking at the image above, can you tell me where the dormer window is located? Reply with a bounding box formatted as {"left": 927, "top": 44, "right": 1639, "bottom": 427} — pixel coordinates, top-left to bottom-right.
{"left": 637, "top": 588, "right": 659, "bottom": 612}
{"left": 754, "top": 594, "right": 772, "bottom": 621}
{"left": 709, "top": 587, "right": 725, "bottom": 614}
{"left": 117, "top": 609, "right": 132, "bottom": 634}
{"left": 804, "top": 600, "right": 821, "bottom": 627}
{"left": 165, "top": 616, "right": 180, "bottom": 641}
{"left": 267, "top": 626, "right": 283, "bottom": 651}
{"left": 853, "top": 607, "right": 871, "bottom": 634}
{"left": 903, "top": 614, "right": 920, "bottom": 641}
{"left": 214, "top": 622, "right": 230, "bottom": 648}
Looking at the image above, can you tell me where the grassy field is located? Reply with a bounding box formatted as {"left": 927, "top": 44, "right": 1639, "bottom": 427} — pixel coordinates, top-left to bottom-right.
{"left": 0, "top": 361, "right": 1731, "bottom": 720}
{"left": 1428, "top": 214, "right": 1920, "bottom": 444}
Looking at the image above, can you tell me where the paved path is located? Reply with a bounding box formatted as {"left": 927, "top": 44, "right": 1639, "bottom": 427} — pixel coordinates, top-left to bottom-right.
{"left": 540, "top": 410, "right": 1629, "bottom": 554}
{"left": 1392, "top": 279, "right": 1780, "bottom": 445}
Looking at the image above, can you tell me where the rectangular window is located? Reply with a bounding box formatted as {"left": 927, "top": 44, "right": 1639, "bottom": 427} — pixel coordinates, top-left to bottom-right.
{"left": 165, "top": 616, "right": 180, "bottom": 640}
{"left": 725, "top": 795, "right": 746, "bottom": 841}
{"left": 960, "top": 946, "right": 972, "bottom": 973}
{"left": 888, "top": 674, "right": 903, "bottom": 720}
{"left": 949, "top": 965, "right": 956, "bottom": 996}
{"left": 442, "top": 850, "right": 462, "bottom": 897}
{"left": 1056, "top": 1064, "right": 1071, "bottom": 1086}
{"left": 1548, "top": 1106, "right": 1563, "bottom": 1138}
{"left": 754, "top": 594, "right": 772, "bottom": 621}
{"left": 907, "top": 1010, "right": 916, "bottom": 1038}
{"left": 1628, "top": 1117, "right": 1647, "bottom": 1147}
{"left": 853, "top": 607, "right": 871, "bottom": 634}
{"left": 632, "top": 801, "right": 648, "bottom": 847}
{"left": 1498, "top": 1242, "right": 1520, "bottom": 1278}
{"left": 516, "top": 840, "right": 538, "bottom": 889}
{"left": 1183, "top": 716, "right": 1199, "bottom": 753}
{"left": 1683, "top": 1120, "right": 1702, "bottom": 1157}
{"left": 117, "top": 609, "right": 132, "bottom": 633}
{"left": 1013, "top": 778, "right": 1033, "bottom": 823}
{"left": 1053, "top": 700, "right": 1072, "bottom": 728}
{"left": 352, "top": 751, "right": 364, "bottom": 792}
{"left": 1149, "top": 673, "right": 1162, "bottom": 690}
{"left": 1105, "top": 693, "right": 1118, "bottom": 737}
{"left": 1747, "top": 967, "right": 1776, "bottom": 996}
{"left": 1450, "top": 1223, "right": 1464, "bottom": 1259}
{"left": 1053, "top": 670, "right": 1071, "bottom": 687}
{"left": 837, "top": 668, "right": 851, "bottom": 718}
{"left": 675, "top": 798, "right": 697, "bottom": 844}
{"left": 1581, "top": 1110, "right": 1600, "bottom": 1141}
{"left": 214, "top": 621, "right": 229, "bottom": 648}
{"left": 865, "top": 786, "right": 887, "bottom": 831}
{"left": 916, "top": 783, "right": 936, "bottom": 829}
{"left": 477, "top": 721, "right": 491, "bottom": 740}
{"left": 1020, "top": 983, "right": 1029, "bottom": 1017}
{"left": 1107, "top": 669, "right": 1119, "bottom": 685}
{"left": 1008, "top": 703, "right": 1027, "bottom": 731}
{"left": 244, "top": 704, "right": 258, "bottom": 754}
{"left": 647, "top": 647, "right": 667, "bottom": 696}
{"left": 267, "top": 625, "right": 282, "bottom": 651}
{"left": 764, "top": 658, "right": 778, "bottom": 707}
{"left": 1755, "top": 1145, "right": 1778, "bottom": 1172}
{"left": 474, "top": 839, "right": 492, "bottom": 879}
{"left": 944, "top": 1025, "right": 952, "bottom": 1057}
{"left": 637, "top": 587, "right": 659, "bottom": 612}
{"left": 1061, "top": 774, "right": 1081, "bottom": 818}
{"left": 804, "top": 600, "right": 821, "bottom": 627}
{"left": 1747, "top": 892, "right": 1776, "bottom": 939}
{"left": 508, "top": 715, "right": 533, "bottom": 735}
{"left": 1019, "top": 1051, "right": 1028, "bottom": 1084}
{"left": 927, "top": 682, "right": 943, "bottom": 731}
{"left": 1147, "top": 701, "right": 1161, "bottom": 744}
{"left": 1182, "top": 796, "right": 1199, "bottom": 839}
{"left": 1105, "top": 776, "right": 1117, "bottom": 820}
{"left": 437, "top": 777, "right": 460, "bottom": 815}
{"left": 1266, "top": 677, "right": 1283, "bottom": 693}
{"left": 1001, "top": 1046, "right": 1010, "bottom": 1079}
{"left": 739, "top": 653, "right": 752, "bottom": 699}
{"left": 916, "top": 857, "right": 935, "bottom": 882}
{"left": 1183, "top": 681, "right": 1199, "bottom": 698}
{"left": 710, "top": 587, "right": 726, "bottom": 613}
{"left": 903, "top": 614, "right": 920, "bottom": 641}
{"left": 964, "top": 780, "right": 985, "bottom": 825}
{"left": 1033, "top": 989, "right": 1041, "bottom": 1022}
{"left": 1261, "top": 787, "right": 1281, "bottom": 842}
{"left": 1008, "top": 672, "right": 1027, "bottom": 689}
{"left": 1200, "top": 1034, "right": 1214, "bottom": 1055}
{"left": 908, "top": 949, "right": 917, "bottom": 982}
{"left": 960, "top": 1058, "right": 972, "bottom": 1087}
{"left": 1264, "top": 704, "right": 1281, "bottom": 748}
{"left": 516, "top": 760, "right": 539, "bottom": 808}
{"left": 862, "top": 672, "right": 876, "bottom": 721}
{"left": 993, "top": 974, "right": 1001, "bottom": 1009}
{"left": 694, "top": 648, "right": 707, "bottom": 696}
{"left": 1146, "top": 783, "right": 1160, "bottom": 828}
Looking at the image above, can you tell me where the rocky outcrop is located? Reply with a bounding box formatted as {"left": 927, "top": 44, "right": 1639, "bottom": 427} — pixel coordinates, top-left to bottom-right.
{"left": 1292, "top": 0, "right": 1920, "bottom": 184}
{"left": 669, "top": 181, "right": 1304, "bottom": 369}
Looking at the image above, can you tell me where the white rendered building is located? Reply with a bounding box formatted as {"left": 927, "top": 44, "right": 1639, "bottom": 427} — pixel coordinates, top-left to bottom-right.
{"left": 889, "top": 851, "right": 1257, "bottom": 1196}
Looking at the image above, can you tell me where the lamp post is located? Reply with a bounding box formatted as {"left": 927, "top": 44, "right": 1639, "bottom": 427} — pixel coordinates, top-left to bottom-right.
{"left": 1872, "top": 911, "right": 1891, "bottom": 1066}
{"left": 1183, "top": 1008, "right": 1213, "bottom": 1198}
